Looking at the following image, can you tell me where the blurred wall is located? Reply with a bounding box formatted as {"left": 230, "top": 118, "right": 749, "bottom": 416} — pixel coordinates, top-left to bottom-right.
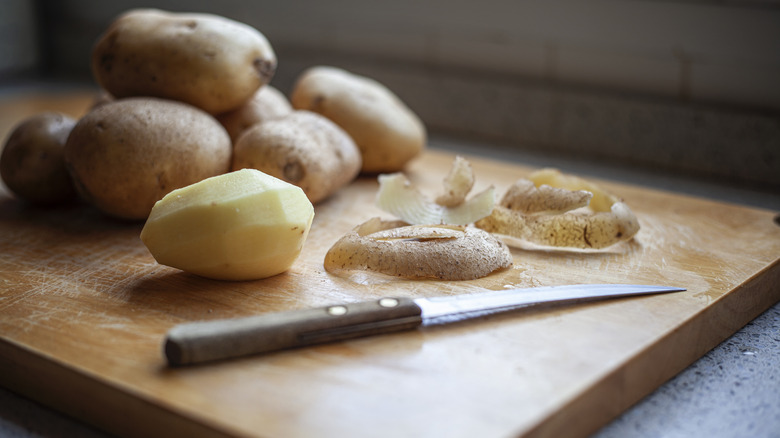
{"left": 2, "top": 0, "right": 779, "bottom": 188}
{"left": 19, "top": 0, "right": 780, "bottom": 109}
{"left": 0, "top": 0, "right": 39, "bottom": 77}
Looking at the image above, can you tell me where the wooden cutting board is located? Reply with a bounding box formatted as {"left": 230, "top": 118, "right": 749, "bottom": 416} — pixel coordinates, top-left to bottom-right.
{"left": 1, "top": 93, "right": 778, "bottom": 438}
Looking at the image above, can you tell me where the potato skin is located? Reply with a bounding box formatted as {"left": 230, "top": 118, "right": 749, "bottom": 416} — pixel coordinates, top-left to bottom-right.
{"left": 290, "top": 66, "right": 426, "bottom": 173}
{"left": 324, "top": 218, "right": 513, "bottom": 280}
{"left": 0, "top": 112, "right": 78, "bottom": 204}
{"left": 232, "top": 110, "right": 361, "bottom": 203}
{"left": 64, "top": 98, "right": 231, "bottom": 220}
{"left": 216, "top": 85, "right": 292, "bottom": 143}
{"left": 92, "top": 9, "right": 276, "bottom": 114}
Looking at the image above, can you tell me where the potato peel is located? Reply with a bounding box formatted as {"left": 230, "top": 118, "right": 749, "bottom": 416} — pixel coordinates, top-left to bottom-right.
{"left": 476, "top": 202, "right": 639, "bottom": 249}
{"left": 500, "top": 179, "right": 592, "bottom": 215}
{"left": 324, "top": 218, "right": 513, "bottom": 280}
{"left": 476, "top": 170, "right": 639, "bottom": 249}
{"left": 435, "top": 155, "right": 475, "bottom": 207}
{"left": 376, "top": 172, "right": 495, "bottom": 226}
{"left": 528, "top": 168, "right": 617, "bottom": 213}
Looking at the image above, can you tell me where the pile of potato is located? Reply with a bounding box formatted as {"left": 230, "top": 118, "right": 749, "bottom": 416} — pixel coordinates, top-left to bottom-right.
{"left": 0, "top": 8, "right": 426, "bottom": 220}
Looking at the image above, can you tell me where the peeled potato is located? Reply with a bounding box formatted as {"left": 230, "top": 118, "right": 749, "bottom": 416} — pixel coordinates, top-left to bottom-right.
{"left": 140, "top": 169, "right": 314, "bottom": 281}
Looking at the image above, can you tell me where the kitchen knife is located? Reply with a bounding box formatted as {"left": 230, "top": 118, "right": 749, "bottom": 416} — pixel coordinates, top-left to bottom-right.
{"left": 164, "top": 284, "right": 684, "bottom": 366}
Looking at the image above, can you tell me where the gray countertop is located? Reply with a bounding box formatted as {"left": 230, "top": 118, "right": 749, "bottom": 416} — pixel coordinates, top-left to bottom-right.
{"left": 597, "top": 303, "right": 780, "bottom": 438}
{"left": 1, "top": 135, "right": 778, "bottom": 438}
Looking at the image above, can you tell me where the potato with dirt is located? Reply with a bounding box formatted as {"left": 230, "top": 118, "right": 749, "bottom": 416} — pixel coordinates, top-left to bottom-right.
{"left": 0, "top": 112, "right": 78, "bottom": 204}
{"left": 232, "top": 110, "right": 361, "bottom": 204}
{"left": 290, "top": 66, "right": 426, "bottom": 173}
{"left": 217, "top": 85, "right": 292, "bottom": 143}
{"left": 64, "top": 97, "right": 231, "bottom": 220}
{"left": 92, "top": 9, "right": 276, "bottom": 114}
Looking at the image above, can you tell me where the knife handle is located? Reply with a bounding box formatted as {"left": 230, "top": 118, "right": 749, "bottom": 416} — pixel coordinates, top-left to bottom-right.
{"left": 164, "top": 297, "right": 423, "bottom": 366}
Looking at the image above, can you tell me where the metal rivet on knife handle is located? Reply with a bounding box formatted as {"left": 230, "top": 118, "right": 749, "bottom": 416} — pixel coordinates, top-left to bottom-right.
{"left": 327, "top": 305, "right": 348, "bottom": 316}
{"left": 379, "top": 298, "right": 400, "bottom": 308}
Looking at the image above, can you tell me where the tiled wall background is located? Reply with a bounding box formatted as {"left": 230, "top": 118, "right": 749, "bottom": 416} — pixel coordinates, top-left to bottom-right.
{"left": 2, "top": 0, "right": 779, "bottom": 189}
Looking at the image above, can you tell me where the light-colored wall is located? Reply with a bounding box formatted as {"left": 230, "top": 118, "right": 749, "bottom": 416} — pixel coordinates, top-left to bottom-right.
{"left": 2, "top": 1, "right": 778, "bottom": 187}
{"left": 24, "top": 0, "right": 780, "bottom": 110}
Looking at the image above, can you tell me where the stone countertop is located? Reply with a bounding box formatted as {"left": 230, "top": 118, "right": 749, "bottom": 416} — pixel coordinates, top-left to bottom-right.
{"left": 596, "top": 303, "right": 780, "bottom": 438}
{"left": 1, "top": 135, "right": 778, "bottom": 438}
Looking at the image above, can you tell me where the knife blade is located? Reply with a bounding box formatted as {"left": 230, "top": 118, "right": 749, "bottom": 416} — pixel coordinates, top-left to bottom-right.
{"left": 164, "top": 284, "right": 684, "bottom": 366}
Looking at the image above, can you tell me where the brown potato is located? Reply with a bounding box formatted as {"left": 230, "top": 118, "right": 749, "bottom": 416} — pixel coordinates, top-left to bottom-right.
{"left": 0, "top": 112, "right": 78, "bottom": 204}
{"left": 232, "top": 110, "right": 361, "bottom": 204}
{"left": 216, "top": 85, "right": 292, "bottom": 143}
{"left": 64, "top": 98, "right": 231, "bottom": 220}
{"left": 89, "top": 90, "right": 115, "bottom": 110}
{"left": 290, "top": 66, "right": 426, "bottom": 173}
{"left": 92, "top": 9, "right": 276, "bottom": 114}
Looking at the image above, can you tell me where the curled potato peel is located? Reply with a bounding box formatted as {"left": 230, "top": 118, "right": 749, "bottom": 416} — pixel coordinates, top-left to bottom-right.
{"left": 477, "top": 202, "right": 639, "bottom": 249}
{"left": 324, "top": 218, "right": 513, "bottom": 280}
{"left": 500, "top": 179, "right": 592, "bottom": 215}
{"left": 528, "top": 168, "right": 618, "bottom": 213}
{"left": 476, "top": 169, "right": 639, "bottom": 249}
{"left": 376, "top": 173, "right": 495, "bottom": 225}
{"left": 435, "top": 155, "right": 475, "bottom": 207}
{"left": 376, "top": 156, "right": 494, "bottom": 225}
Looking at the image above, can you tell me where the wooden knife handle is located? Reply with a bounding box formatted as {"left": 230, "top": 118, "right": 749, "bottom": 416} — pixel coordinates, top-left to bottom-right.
{"left": 164, "top": 297, "right": 423, "bottom": 366}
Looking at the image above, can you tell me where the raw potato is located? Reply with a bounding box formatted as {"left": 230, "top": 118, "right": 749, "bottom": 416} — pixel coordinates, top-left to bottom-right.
{"left": 141, "top": 169, "right": 314, "bottom": 281}
{"left": 232, "top": 111, "right": 361, "bottom": 204}
{"left": 64, "top": 97, "right": 231, "bottom": 220}
{"left": 291, "top": 66, "right": 426, "bottom": 173}
{"left": 475, "top": 169, "right": 640, "bottom": 249}
{"left": 92, "top": 9, "right": 276, "bottom": 114}
{"left": 0, "top": 112, "right": 78, "bottom": 204}
{"left": 324, "top": 218, "right": 512, "bottom": 280}
{"left": 217, "top": 85, "right": 293, "bottom": 143}
{"left": 90, "top": 90, "right": 115, "bottom": 110}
